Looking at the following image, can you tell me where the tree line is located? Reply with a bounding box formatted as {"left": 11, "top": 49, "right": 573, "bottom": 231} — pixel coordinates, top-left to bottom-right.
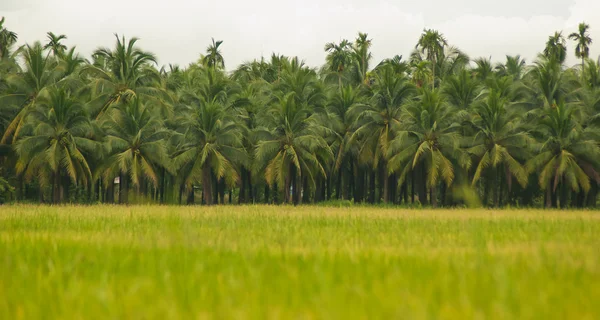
{"left": 1, "top": 17, "right": 599, "bottom": 208}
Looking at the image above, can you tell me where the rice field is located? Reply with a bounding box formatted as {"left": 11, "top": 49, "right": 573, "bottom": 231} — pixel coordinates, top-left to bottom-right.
{"left": 0, "top": 205, "right": 599, "bottom": 319}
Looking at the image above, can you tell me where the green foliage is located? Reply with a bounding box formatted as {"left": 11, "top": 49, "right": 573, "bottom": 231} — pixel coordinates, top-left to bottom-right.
{"left": 0, "top": 18, "right": 599, "bottom": 208}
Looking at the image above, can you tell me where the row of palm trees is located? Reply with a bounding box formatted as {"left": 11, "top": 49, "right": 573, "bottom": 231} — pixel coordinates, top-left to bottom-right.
{"left": 1, "top": 18, "right": 599, "bottom": 208}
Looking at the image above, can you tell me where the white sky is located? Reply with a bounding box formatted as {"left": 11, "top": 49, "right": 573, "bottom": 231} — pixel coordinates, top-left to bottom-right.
{"left": 1, "top": 0, "right": 599, "bottom": 70}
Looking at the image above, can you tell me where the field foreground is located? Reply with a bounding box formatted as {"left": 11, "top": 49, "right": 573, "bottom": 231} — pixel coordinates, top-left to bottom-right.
{"left": 1, "top": 206, "right": 599, "bottom": 319}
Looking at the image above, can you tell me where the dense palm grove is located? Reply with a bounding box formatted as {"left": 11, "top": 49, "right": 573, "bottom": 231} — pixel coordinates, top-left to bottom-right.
{"left": 1, "top": 18, "right": 599, "bottom": 208}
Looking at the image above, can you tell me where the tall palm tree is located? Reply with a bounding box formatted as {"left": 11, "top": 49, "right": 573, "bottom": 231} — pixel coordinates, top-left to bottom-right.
{"left": 350, "top": 65, "right": 415, "bottom": 202}
{"left": 543, "top": 31, "right": 567, "bottom": 64}
{"left": 44, "top": 32, "right": 68, "bottom": 57}
{"left": 201, "top": 38, "right": 225, "bottom": 70}
{"left": 84, "top": 34, "right": 165, "bottom": 119}
{"left": 255, "top": 92, "right": 331, "bottom": 204}
{"left": 324, "top": 39, "right": 353, "bottom": 89}
{"left": 350, "top": 32, "right": 373, "bottom": 86}
{"left": 416, "top": 29, "right": 448, "bottom": 88}
{"left": 173, "top": 100, "right": 245, "bottom": 205}
{"left": 172, "top": 67, "right": 245, "bottom": 204}
{"left": 527, "top": 102, "right": 600, "bottom": 208}
{"left": 388, "top": 88, "right": 469, "bottom": 207}
{"left": 569, "top": 23, "right": 592, "bottom": 81}
{"left": 0, "top": 17, "right": 18, "bottom": 59}
{"left": 15, "top": 88, "right": 96, "bottom": 203}
{"left": 100, "top": 98, "right": 172, "bottom": 204}
{"left": 1, "top": 42, "right": 61, "bottom": 144}
{"left": 467, "top": 90, "right": 530, "bottom": 206}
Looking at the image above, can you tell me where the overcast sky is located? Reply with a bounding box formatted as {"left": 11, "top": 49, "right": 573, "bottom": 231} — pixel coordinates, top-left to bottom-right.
{"left": 1, "top": 0, "right": 599, "bottom": 70}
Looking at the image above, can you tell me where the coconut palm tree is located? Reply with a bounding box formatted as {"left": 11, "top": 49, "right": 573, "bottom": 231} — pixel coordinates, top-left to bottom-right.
{"left": 350, "top": 32, "right": 373, "bottom": 86}
{"left": 172, "top": 67, "right": 245, "bottom": 205}
{"left": 495, "top": 55, "right": 526, "bottom": 80}
{"left": 0, "top": 17, "right": 18, "bottom": 59}
{"left": 1, "top": 42, "right": 62, "bottom": 144}
{"left": 44, "top": 32, "right": 68, "bottom": 57}
{"left": 15, "top": 87, "right": 96, "bottom": 203}
{"left": 467, "top": 90, "right": 530, "bottom": 206}
{"left": 83, "top": 34, "right": 165, "bottom": 119}
{"left": 543, "top": 31, "right": 568, "bottom": 64}
{"left": 416, "top": 29, "right": 448, "bottom": 88}
{"left": 527, "top": 102, "right": 600, "bottom": 208}
{"left": 350, "top": 65, "right": 415, "bottom": 202}
{"left": 255, "top": 91, "right": 331, "bottom": 204}
{"left": 100, "top": 98, "right": 172, "bottom": 204}
{"left": 201, "top": 38, "right": 225, "bottom": 70}
{"left": 569, "top": 23, "right": 592, "bottom": 81}
{"left": 324, "top": 39, "right": 353, "bottom": 89}
{"left": 387, "top": 88, "right": 469, "bottom": 207}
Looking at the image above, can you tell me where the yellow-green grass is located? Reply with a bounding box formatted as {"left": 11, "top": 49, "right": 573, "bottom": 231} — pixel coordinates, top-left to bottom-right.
{"left": 1, "top": 205, "right": 599, "bottom": 319}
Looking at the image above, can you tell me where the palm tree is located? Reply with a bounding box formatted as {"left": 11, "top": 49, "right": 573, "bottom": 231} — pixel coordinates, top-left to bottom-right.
{"left": 495, "top": 55, "right": 526, "bottom": 80}
{"left": 1, "top": 42, "right": 62, "bottom": 144}
{"left": 0, "top": 17, "right": 18, "bottom": 59}
{"left": 255, "top": 92, "right": 331, "bottom": 204}
{"left": 350, "top": 32, "right": 373, "bottom": 86}
{"left": 443, "top": 68, "right": 481, "bottom": 110}
{"left": 324, "top": 39, "right": 353, "bottom": 88}
{"left": 467, "top": 90, "right": 530, "bottom": 206}
{"left": 527, "top": 102, "right": 600, "bottom": 208}
{"left": 44, "top": 32, "right": 68, "bottom": 57}
{"left": 388, "top": 88, "right": 469, "bottom": 207}
{"left": 201, "top": 38, "right": 225, "bottom": 70}
{"left": 569, "top": 23, "right": 592, "bottom": 81}
{"left": 416, "top": 29, "right": 448, "bottom": 88}
{"left": 100, "top": 98, "right": 172, "bottom": 204}
{"left": 84, "top": 34, "right": 165, "bottom": 119}
{"left": 543, "top": 31, "right": 567, "bottom": 64}
{"left": 172, "top": 67, "right": 245, "bottom": 205}
{"left": 350, "top": 65, "right": 415, "bottom": 202}
{"left": 15, "top": 88, "right": 96, "bottom": 203}
{"left": 473, "top": 57, "right": 494, "bottom": 81}
{"left": 173, "top": 100, "right": 245, "bottom": 205}
{"left": 326, "top": 85, "right": 362, "bottom": 200}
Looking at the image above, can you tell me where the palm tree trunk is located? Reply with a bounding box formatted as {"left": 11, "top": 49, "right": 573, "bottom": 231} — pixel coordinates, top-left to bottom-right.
{"left": 545, "top": 186, "right": 552, "bottom": 208}
{"left": 247, "top": 170, "right": 253, "bottom": 203}
{"left": 264, "top": 184, "right": 270, "bottom": 204}
{"left": 239, "top": 168, "right": 246, "bottom": 204}
{"left": 203, "top": 166, "right": 213, "bottom": 205}
{"left": 431, "top": 184, "right": 438, "bottom": 208}
{"left": 53, "top": 171, "right": 60, "bottom": 204}
{"left": 187, "top": 186, "right": 195, "bottom": 205}
{"left": 383, "top": 163, "right": 389, "bottom": 203}
{"left": 411, "top": 169, "right": 415, "bottom": 204}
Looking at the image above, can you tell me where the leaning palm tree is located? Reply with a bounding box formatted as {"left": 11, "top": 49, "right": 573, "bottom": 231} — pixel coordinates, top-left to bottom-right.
{"left": 44, "top": 32, "right": 68, "bottom": 57}
{"left": 100, "top": 98, "right": 172, "bottom": 204}
{"left": 416, "top": 29, "right": 448, "bottom": 88}
{"left": 569, "top": 22, "right": 592, "bottom": 81}
{"left": 527, "top": 102, "right": 600, "bottom": 208}
{"left": 15, "top": 87, "right": 96, "bottom": 203}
